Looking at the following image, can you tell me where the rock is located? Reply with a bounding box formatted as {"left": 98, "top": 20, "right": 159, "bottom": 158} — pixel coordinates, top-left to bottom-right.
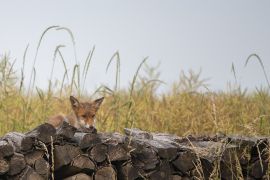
{"left": 34, "top": 157, "right": 50, "bottom": 177}
{"left": 0, "top": 140, "right": 14, "bottom": 158}
{"left": 21, "top": 123, "right": 56, "bottom": 152}
{"left": 124, "top": 128, "right": 153, "bottom": 139}
{"left": 10, "top": 165, "right": 43, "bottom": 180}
{"left": 172, "top": 150, "right": 197, "bottom": 173}
{"left": 107, "top": 144, "right": 130, "bottom": 162}
{"left": 89, "top": 144, "right": 108, "bottom": 163}
{"left": 95, "top": 166, "right": 117, "bottom": 180}
{"left": 0, "top": 159, "right": 9, "bottom": 175}
{"left": 8, "top": 153, "right": 26, "bottom": 176}
{"left": 148, "top": 160, "right": 171, "bottom": 179}
{"left": 131, "top": 144, "right": 159, "bottom": 171}
{"left": 71, "top": 154, "right": 96, "bottom": 172}
{"left": 63, "top": 173, "right": 93, "bottom": 180}
{"left": 2, "top": 132, "right": 25, "bottom": 152}
{"left": 56, "top": 121, "right": 77, "bottom": 141}
{"left": 73, "top": 132, "right": 101, "bottom": 149}
{"left": 147, "top": 139, "right": 178, "bottom": 160}
{"left": 249, "top": 160, "right": 267, "bottom": 179}
{"left": 118, "top": 162, "right": 140, "bottom": 180}
{"left": 24, "top": 150, "right": 46, "bottom": 166}
{"left": 54, "top": 144, "right": 82, "bottom": 170}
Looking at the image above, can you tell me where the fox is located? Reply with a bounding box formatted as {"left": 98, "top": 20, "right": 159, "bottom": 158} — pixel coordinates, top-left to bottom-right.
{"left": 48, "top": 96, "right": 104, "bottom": 129}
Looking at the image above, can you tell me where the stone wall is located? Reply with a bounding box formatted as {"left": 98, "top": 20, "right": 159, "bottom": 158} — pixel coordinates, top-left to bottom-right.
{"left": 0, "top": 122, "right": 269, "bottom": 179}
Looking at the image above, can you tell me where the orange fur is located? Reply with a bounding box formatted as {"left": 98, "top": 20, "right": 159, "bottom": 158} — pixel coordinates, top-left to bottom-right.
{"left": 48, "top": 96, "right": 104, "bottom": 129}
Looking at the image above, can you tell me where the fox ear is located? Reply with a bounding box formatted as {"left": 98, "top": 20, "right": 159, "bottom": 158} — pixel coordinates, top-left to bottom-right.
{"left": 92, "top": 97, "right": 104, "bottom": 110}
{"left": 70, "top": 96, "right": 80, "bottom": 109}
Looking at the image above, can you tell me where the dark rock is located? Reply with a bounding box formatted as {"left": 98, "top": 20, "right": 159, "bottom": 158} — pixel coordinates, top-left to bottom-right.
{"left": 54, "top": 144, "right": 82, "bottom": 170}
{"left": 8, "top": 153, "right": 26, "bottom": 176}
{"left": 21, "top": 123, "right": 56, "bottom": 152}
{"left": 73, "top": 132, "right": 101, "bottom": 149}
{"left": 24, "top": 150, "right": 46, "bottom": 166}
{"left": 63, "top": 173, "right": 93, "bottom": 180}
{"left": 34, "top": 157, "right": 50, "bottom": 177}
{"left": 24, "top": 123, "right": 56, "bottom": 143}
{"left": 118, "top": 162, "right": 141, "bottom": 180}
{"left": 0, "top": 159, "right": 9, "bottom": 175}
{"left": 124, "top": 128, "right": 153, "bottom": 139}
{"left": 147, "top": 139, "right": 178, "bottom": 160}
{"left": 249, "top": 160, "right": 267, "bottom": 179}
{"left": 95, "top": 166, "right": 117, "bottom": 180}
{"left": 89, "top": 144, "right": 108, "bottom": 163}
{"left": 56, "top": 121, "right": 77, "bottom": 140}
{"left": 0, "top": 126, "right": 270, "bottom": 180}
{"left": 131, "top": 145, "right": 159, "bottom": 171}
{"left": 2, "top": 132, "right": 25, "bottom": 152}
{"left": 9, "top": 165, "right": 43, "bottom": 180}
{"left": 71, "top": 154, "right": 96, "bottom": 172}
{"left": 172, "top": 150, "right": 197, "bottom": 173}
{"left": 107, "top": 144, "right": 130, "bottom": 162}
{"left": 170, "top": 175, "right": 184, "bottom": 180}
{"left": 78, "top": 126, "right": 97, "bottom": 134}
{"left": 148, "top": 160, "right": 171, "bottom": 180}
{"left": 0, "top": 140, "right": 14, "bottom": 158}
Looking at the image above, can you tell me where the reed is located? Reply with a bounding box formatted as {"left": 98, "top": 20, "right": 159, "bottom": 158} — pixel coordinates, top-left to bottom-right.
{"left": 0, "top": 27, "right": 270, "bottom": 140}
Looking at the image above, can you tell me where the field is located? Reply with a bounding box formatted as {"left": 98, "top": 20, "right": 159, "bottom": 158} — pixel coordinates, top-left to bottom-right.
{"left": 0, "top": 27, "right": 270, "bottom": 137}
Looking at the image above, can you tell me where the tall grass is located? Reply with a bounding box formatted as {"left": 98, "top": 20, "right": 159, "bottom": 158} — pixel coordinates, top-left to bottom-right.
{"left": 0, "top": 27, "right": 270, "bottom": 137}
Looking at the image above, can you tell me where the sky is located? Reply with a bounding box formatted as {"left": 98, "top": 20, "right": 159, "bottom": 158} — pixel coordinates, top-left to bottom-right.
{"left": 0, "top": 0, "right": 270, "bottom": 93}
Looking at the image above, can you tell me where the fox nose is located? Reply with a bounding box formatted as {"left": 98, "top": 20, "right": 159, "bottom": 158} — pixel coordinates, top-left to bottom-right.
{"left": 85, "top": 124, "right": 94, "bottom": 128}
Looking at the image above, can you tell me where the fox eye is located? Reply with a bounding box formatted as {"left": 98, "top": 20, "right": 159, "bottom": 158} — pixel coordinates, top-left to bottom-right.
{"left": 82, "top": 114, "right": 87, "bottom": 118}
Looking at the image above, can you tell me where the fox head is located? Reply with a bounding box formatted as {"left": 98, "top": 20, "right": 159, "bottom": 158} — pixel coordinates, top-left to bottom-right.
{"left": 70, "top": 96, "right": 104, "bottom": 128}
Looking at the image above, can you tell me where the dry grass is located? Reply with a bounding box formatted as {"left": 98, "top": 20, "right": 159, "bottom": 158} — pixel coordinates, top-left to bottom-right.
{"left": 0, "top": 54, "right": 270, "bottom": 137}
{"left": 0, "top": 26, "right": 270, "bottom": 138}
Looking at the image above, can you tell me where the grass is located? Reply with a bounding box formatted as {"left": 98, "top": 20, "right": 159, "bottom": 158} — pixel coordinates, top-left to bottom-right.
{"left": 0, "top": 26, "right": 270, "bottom": 138}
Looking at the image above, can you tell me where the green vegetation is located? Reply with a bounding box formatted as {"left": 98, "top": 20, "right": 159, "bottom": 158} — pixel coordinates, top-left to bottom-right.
{"left": 0, "top": 26, "right": 270, "bottom": 137}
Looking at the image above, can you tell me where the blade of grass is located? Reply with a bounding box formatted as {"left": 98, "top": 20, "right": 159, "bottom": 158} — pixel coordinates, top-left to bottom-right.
{"left": 245, "top": 54, "right": 270, "bottom": 90}
{"left": 28, "top": 25, "right": 60, "bottom": 97}
{"left": 82, "top": 46, "right": 95, "bottom": 92}
{"left": 106, "top": 51, "right": 121, "bottom": 91}
{"left": 20, "top": 44, "right": 29, "bottom": 92}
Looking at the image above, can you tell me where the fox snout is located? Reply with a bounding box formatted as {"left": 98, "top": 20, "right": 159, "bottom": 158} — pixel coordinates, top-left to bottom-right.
{"left": 70, "top": 96, "right": 104, "bottom": 128}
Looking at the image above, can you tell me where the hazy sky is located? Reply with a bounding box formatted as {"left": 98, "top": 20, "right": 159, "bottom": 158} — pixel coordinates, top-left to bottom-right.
{"left": 0, "top": 0, "right": 270, "bottom": 93}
